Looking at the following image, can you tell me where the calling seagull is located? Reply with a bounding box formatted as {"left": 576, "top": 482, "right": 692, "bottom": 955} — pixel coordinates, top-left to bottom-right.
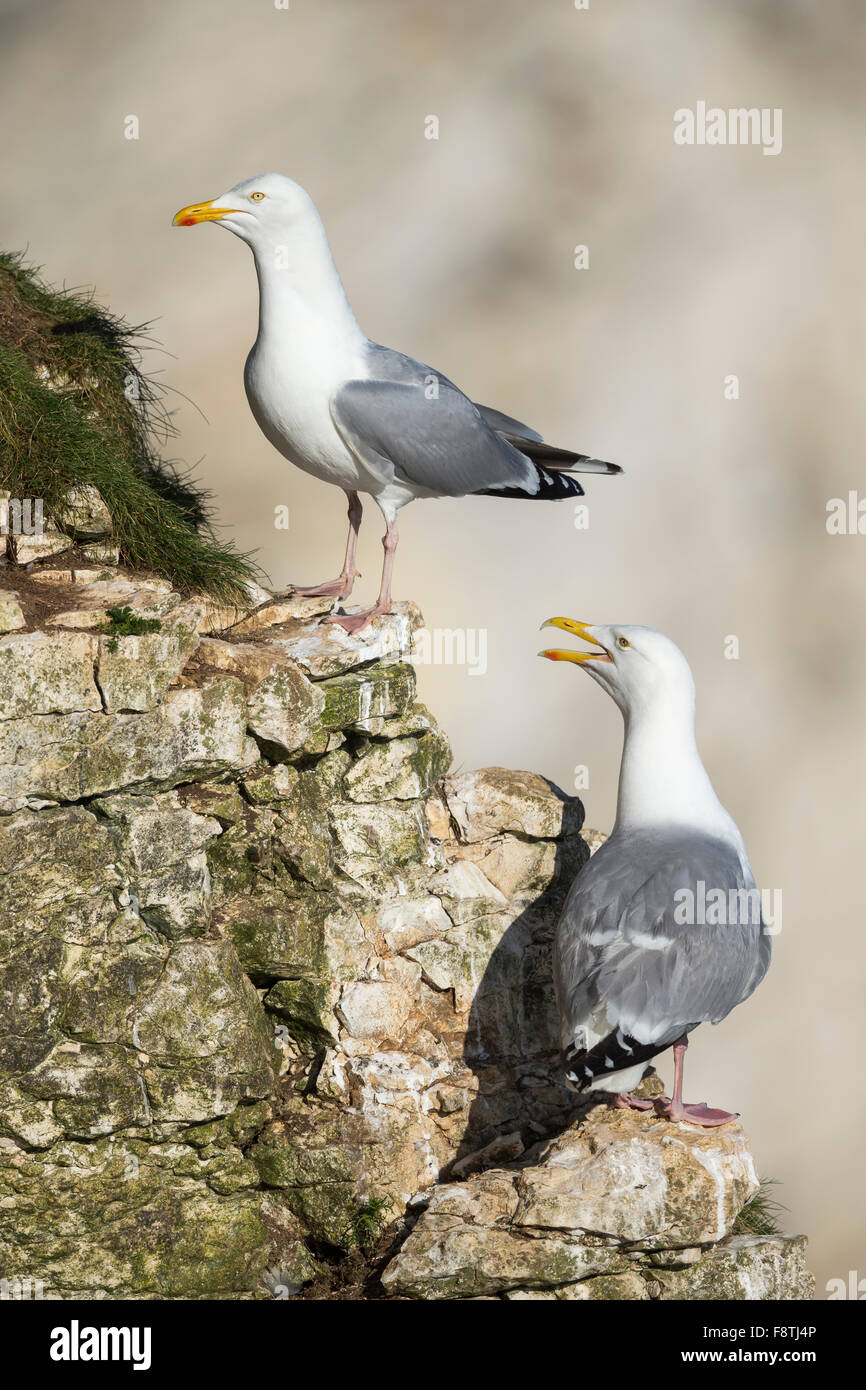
{"left": 540, "top": 618, "right": 771, "bottom": 1126}
{"left": 173, "top": 173, "right": 620, "bottom": 632}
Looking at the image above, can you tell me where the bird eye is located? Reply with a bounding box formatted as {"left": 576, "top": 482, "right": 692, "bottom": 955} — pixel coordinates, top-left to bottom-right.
{"left": 616, "top": 636, "right": 630, "bottom": 649}
{"left": 249, "top": 191, "right": 265, "bottom": 201}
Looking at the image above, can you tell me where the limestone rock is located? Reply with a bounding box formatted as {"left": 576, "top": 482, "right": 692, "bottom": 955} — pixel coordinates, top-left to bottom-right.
{"left": 0, "top": 630, "right": 101, "bottom": 720}
{"left": 225, "top": 593, "right": 335, "bottom": 635}
{"left": 264, "top": 978, "right": 338, "bottom": 1052}
{"left": 353, "top": 700, "right": 439, "bottom": 741}
{"left": 213, "top": 891, "right": 331, "bottom": 982}
{"left": 192, "top": 580, "right": 275, "bottom": 636}
{"left": 319, "top": 663, "right": 416, "bottom": 734}
{"left": 329, "top": 799, "right": 431, "bottom": 891}
{"left": 0, "top": 677, "right": 255, "bottom": 813}
{"left": 337, "top": 961, "right": 421, "bottom": 1043}
{"left": 241, "top": 762, "right": 297, "bottom": 805}
{"left": 95, "top": 603, "right": 202, "bottom": 711}
{"left": 513, "top": 1109, "right": 759, "bottom": 1248}
{"left": 373, "top": 895, "right": 453, "bottom": 954}
{"left": 0, "top": 1135, "right": 270, "bottom": 1299}
{"left": 0, "top": 592, "right": 25, "bottom": 633}
{"left": 80, "top": 540, "right": 120, "bottom": 565}
{"left": 248, "top": 663, "right": 326, "bottom": 759}
{"left": 444, "top": 766, "right": 583, "bottom": 843}
{"left": 253, "top": 1056, "right": 457, "bottom": 1241}
{"left": 253, "top": 1111, "right": 362, "bottom": 1249}
{"left": 646, "top": 1234, "right": 814, "bottom": 1300}
{"left": 95, "top": 792, "right": 223, "bottom": 938}
{"left": 504, "top": 1271, "right": 650, "bottom": 1301}
{"left": 197, "top": 636, "right": 326, "bottom": 759}
{"left": 502, "top": 1234, "right": 814, "bottom": 1300}
{"left": 426, "top": 856, "right": 508, "bottom": 922}
{"left": 54, "top": 485, "right": 113, "bottom": 540}
{"left": 452, "top": 1130, "right": 525, "bottom": 1177}
{"left": 381, "top": 1171, "right": 630, "bottom": 1299}
{"left": 269, "top": 602, "right": 421, "bottom": 679}
{"left": 32, "top": 570, "right": 169, "bottom": 594}
{"left": 453, "top": 831, "right": 584, "bottom": 901}
{"left": 382, "top": 1108, "right": 763, "bottom": 1299}
{"left": 18, "top": 1043, "right": 151, "bottom": 1139}
{"left": 12, "top": 529, "right": 73, "bottom": 564}
{"left": 134, "top": 940, "right": 275, "bottom": 1122}
{"left": 582, "top": 827, "right": 608, "bottom": 856}
{"left": 344, "top": 729, "right": 451, "bottom": 802}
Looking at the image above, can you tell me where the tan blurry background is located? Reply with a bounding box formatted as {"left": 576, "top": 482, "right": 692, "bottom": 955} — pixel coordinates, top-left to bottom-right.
{"left": 1, "top": 0, "right": 864, "bottom": 1294}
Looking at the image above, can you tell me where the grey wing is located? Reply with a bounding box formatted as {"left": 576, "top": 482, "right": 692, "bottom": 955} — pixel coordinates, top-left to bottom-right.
{"left": 331, "top": 347, "right": 538, "bottom": 498}
{"left": 474, "top": 404, "right": 543, "bottom": 443}
{"left": 556, "top": 829, "right": 771, "bottom": 1055}
{"left": 477, "top": 403, "right": 621, "bottom": 475}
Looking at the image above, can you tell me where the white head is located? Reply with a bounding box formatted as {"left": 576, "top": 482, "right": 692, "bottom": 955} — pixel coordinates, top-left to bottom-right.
{"left": 172, "top": 172, "right": 324, "bottom": 254}
{"left": 539, "top": 618, "right": 740, "bottom": 838}
{"left": 539, "top": 617, "right": 696, "bottom": 724}
{"left": 172, "top": 172, "right": 360, "bottom": 330}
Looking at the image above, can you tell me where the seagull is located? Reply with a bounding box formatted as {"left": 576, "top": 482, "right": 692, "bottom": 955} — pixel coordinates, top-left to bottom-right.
{"left": 539, "top": 618, "right": 771, "bottom": 1126}
{"left": 173, "top": 173, "right": 620, "bottom": 632}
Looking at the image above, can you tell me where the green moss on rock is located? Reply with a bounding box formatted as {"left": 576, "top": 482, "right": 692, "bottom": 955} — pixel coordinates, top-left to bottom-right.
{"left": 319, "top": 663, "right": 415, "bottom": 732}
{"left": 264, "top": 978, "right": 337, "bottom": 1052}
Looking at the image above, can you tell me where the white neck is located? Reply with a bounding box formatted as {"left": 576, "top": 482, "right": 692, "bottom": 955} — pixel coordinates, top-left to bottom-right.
{"left": 248, "top": 215, "right": 365, "bottom": 358}
{"left": 614, "top": 695, "right": 735, "bottom": 841}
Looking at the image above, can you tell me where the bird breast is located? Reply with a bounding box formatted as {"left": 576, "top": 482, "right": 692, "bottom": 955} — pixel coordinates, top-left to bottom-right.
{"left": 244, "top": 335, "right": 370, "bottom": 490}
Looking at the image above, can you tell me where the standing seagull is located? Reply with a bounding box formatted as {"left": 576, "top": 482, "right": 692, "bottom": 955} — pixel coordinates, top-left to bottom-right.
{"left": 539, "top": 618, "right": 771, "bottom": 1126}
{"left": 173, "top": 173, "right": 620, "bottom": 632}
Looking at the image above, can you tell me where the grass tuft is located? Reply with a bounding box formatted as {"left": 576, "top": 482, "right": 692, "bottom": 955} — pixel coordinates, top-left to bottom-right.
{"left": 734, "top": 1177, "right": 787, "bottom": 1237}
{"left": 0, "top": 251, "right": 261, "bottom": 604}
{"left": 345, "top": 1197, "right": 392, "bottom": 1251}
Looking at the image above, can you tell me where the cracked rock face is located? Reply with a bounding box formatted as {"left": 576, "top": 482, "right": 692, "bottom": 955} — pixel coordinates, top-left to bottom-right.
{"left": 0, "top": 677, "right": 256, "bottom": 814}
{"left": 95, "top": 603, "right": 203, "bottom": 712}
{"left": 0, "top": 569, "right": 811, "bottom": 1299}
{"left": 0, "top": 630, "right": 102, "bottom": 719}
{"left": 380, "top": 1107, "right": 796, "bottom": 1299}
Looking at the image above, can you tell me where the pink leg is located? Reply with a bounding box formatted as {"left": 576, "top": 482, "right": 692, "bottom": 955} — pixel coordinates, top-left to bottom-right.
{"left": 329, "top": 518, "right": 398, "bottom": 634}
{"left": 653, "top": 1036, "right": 738, "bottom": 1127}
{"left": 612, "top": 1092, "right": 655, "bottom": 1112}
{"left": 289, "top": 492, "right": 362, "bottom": 599}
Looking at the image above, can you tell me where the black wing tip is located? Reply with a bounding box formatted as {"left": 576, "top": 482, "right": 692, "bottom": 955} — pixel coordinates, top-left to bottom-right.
{"left": 474, "top": 465, "right": 585, "bottom": 500}
{"left": 563, "top": 1031, "right": 662, "bottom": 1091}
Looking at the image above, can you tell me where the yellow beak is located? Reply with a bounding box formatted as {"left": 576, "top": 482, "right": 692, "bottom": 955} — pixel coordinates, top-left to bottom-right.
{"left": 172, "top": 198, "right": 242, "bottom": 227}
{"left": 538, "top": 617, "right": 612, "bottom": 664}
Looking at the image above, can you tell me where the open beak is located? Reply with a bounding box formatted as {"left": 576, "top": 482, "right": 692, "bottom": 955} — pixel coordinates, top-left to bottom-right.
{"left": 172, "top": 198, "right": 243, "bottom": 227}
{"left": 539, "top": 617, "right": 612, "bottom": 665}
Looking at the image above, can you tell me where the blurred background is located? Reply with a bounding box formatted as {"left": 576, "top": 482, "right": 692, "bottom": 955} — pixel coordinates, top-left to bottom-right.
{"left": 1, "top": 0, "right": 863, "bottom": 1294}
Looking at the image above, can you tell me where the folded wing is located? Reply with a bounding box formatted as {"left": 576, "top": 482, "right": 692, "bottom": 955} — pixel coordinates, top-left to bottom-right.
{"left": 556, "top": 827, "right": 771, "bottom": 1087}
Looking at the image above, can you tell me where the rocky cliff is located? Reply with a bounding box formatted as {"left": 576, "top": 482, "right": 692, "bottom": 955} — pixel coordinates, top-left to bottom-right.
{"left": 0, "top": 534, "right": 813, "bottom": 1300}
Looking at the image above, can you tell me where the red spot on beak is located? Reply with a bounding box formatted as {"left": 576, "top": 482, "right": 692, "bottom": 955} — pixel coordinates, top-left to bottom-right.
{"left": 181, "top": 216, "right": 197, "bottom": 227}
